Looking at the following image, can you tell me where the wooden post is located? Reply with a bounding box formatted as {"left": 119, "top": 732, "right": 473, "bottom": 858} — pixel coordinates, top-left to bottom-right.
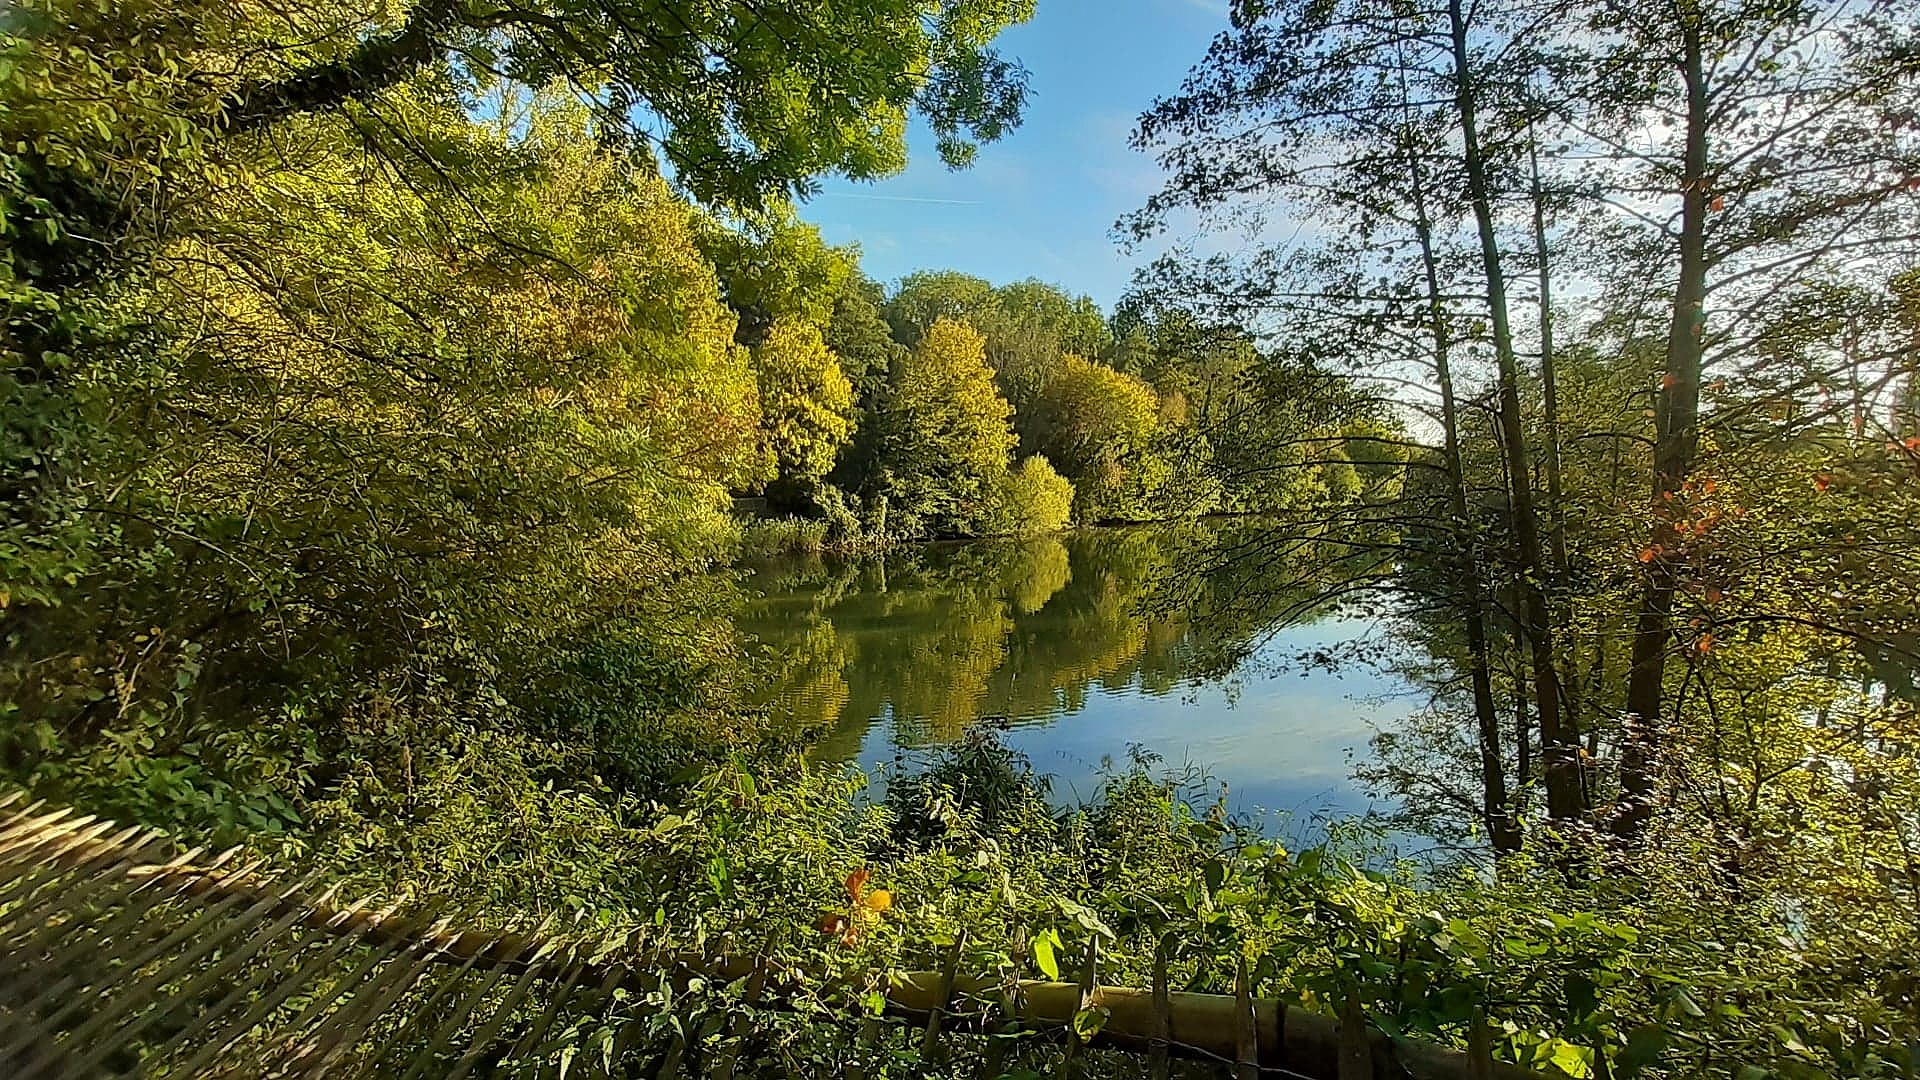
{"left": 920, "top": 930, "right": 966, "bottom": 1069}
{"left": 1468, "top": 1006, "right": 1495, "bottom": 1080}
{"left": 1148, "top": 939, "right": 1171, "bottom": 1080}
{"left": 1058, "top": 937, "right": 1100, "bottom": 1080}
{"left": 1233, "top": 953, "right": 1258, "bottom": 1080}
{"left": 1338, "top": 992, "right": 1373, "bottom": 1080}
{"left": 980, "top": 926, "right": 1025, "bottom": 1079}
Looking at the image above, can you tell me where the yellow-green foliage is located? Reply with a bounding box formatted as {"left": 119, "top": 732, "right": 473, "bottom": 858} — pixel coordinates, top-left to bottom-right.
{"left": 752, "top": 319, "right": 855, "bottom": 483}
{"left": 1029, "top": 355, "right": 1162, "bottom": 518}
{"left": 980, "top": 456, "right": 1075, "bottom": 536}
{"left": 883, "top": 318, "right": 1018, "bottom": 532}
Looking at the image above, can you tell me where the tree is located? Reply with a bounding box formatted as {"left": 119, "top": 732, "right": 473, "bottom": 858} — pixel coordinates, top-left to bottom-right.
{"left": 1573, "top": 0, "right": 1920, "bottom": 838}
{"left": 1125, "top": 0, "right": 1550, "bottom": 842}
{"left": 979, "top": 280, "right": 1114, "bottom": 409}
{"left": 1027, "top": 356, "right": 1163, "bottom": 520}
{"left": 881, "top": 318, "right": 1017, "bottom": 535}
{"left": 752, "top": 319, "right": 855, "bottom": 487}
{"left": 884, "top": 274, "right": 1108, "bottom": 409}
{"left": 210, "top": 0, "right": 1036, "bottom": 208}
{"left": 980, "top": 456, "right": 1076, "bottom": 537}
{"left": 700, "top": 210, "right": 855, "bottom": 346}
{"left": 2, "top": 92, "right": 773, "bottom": 823}
{"left": 884, "top": 271, "right": 998, "bottom": 347}
{"left": 828, "top": 275, "right": 908, "bottom": 408}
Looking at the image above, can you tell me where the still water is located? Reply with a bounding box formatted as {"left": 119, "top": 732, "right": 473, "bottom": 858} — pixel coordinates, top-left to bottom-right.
{"left": 738, "top": 528, "right": 1414, "bottom": 834}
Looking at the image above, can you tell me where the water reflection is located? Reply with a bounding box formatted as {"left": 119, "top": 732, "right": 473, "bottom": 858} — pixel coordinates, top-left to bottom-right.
{"left": 739, "top": 528, "right": 1410, "bottom": 827}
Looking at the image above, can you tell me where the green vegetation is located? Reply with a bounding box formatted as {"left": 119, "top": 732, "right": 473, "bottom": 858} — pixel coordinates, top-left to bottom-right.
{"left": 3, "top": 0, "right": 1918, "bottom": 1077}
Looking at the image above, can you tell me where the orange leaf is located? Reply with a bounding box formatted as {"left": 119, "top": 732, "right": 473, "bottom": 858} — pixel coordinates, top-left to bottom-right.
{"left": 1706, "top": 588, "right": 1723, "bottom": 604}
{"left": 1701, "top": 479, "right": 1717, "bottom": 495}
{"left": 1660, "top": 373, "right": 1677, "bottom": 389}
{"left": 1814, "top": 474, "right": 1831, "bottom": 492}
{"left": 845, "top": 868, "right": 870, "bottom": 902}
{"left": 1639, "top": 546, "right": 1661, "bottom": 563}
{"left": 1711, "top": 195, "right": 1725, "bottom": 211}
{"left": 1696, "top": 633, "right": 1715, "bottom": 654}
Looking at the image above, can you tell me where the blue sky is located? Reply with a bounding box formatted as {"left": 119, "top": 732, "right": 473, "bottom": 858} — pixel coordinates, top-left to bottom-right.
{"left": 798, "top": 0, "right": 1232, "bottom": 311}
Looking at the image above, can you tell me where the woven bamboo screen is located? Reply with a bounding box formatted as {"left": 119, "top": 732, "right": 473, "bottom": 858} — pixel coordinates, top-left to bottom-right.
{"left": 0, "top": 794, "right": 1543, "bottom": 1079}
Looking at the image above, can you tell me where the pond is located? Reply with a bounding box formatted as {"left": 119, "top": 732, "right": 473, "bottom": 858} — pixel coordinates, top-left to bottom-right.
{"left": 737, "top": 527, "right": 1419, "bottom": 841}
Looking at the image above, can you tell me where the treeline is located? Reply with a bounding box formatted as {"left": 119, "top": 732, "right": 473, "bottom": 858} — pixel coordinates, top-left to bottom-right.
{"left": 723, "top": 238, "right": 1394, "bottom": 548}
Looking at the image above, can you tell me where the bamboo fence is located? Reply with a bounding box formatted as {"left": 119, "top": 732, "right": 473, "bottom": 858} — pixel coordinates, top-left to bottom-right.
{"left": 0, "top": 794, "right": 1548, "bottom": 1079}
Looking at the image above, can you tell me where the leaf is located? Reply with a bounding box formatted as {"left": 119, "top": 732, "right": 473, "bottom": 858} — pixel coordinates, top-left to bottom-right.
{"left": 1032, "top": 930, "right": 1061, "bottom": 980}
{"left": 1613, "top": 1025, "right": 1667, "bottom": 1077}
{"left": 1055, "top": 897, "right": 1114, "bottom": 939}
{"left": 1548, "top": 1039, "right": 1590, "bottom": 1078}
{"left": 1071, "top": 1005, "right": 1111, "bottom": 1041}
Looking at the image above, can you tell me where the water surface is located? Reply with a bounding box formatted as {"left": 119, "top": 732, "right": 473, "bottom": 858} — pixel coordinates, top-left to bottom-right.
{"left": 739, "top": 529, "right": 1413, "bottom": 832}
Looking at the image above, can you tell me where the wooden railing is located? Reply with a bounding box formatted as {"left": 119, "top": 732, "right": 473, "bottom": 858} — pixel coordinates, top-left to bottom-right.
{"left": 0, "top": 794, "right": 1545, "bottom": 1078}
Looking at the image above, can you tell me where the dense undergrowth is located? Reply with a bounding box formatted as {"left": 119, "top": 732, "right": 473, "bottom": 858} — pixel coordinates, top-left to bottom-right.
{"left": 262, "top": 726, "right": 1913, "bottom": 1079}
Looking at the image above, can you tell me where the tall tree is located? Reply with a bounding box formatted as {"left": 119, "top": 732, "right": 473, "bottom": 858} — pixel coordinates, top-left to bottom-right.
{"left": 1575, "top": 0, "right": 1920, "bottom": 838}
{"left": 752, "top": 318, "right": 855, "bottom": 487}
{"left": 880, "top": 318, "right": 1018, "bottom": 535}
{"left": 1442, "top": 0, "right": 1583, "bottom": 822}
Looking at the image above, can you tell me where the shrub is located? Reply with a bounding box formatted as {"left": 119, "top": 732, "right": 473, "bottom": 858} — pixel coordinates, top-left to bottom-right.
{"left": 978, "top": 455, "right": 1074, "bottom": 536}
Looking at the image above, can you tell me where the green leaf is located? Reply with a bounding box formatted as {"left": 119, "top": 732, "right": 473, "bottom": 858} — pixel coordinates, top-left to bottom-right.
{"left": 1613, "top": 1025, "right": 1668, "bottom": 1077}
{"left": 1032, "top": 930, "right": 1060, "bottom": 980}
{"left": 1071, "top": 1006, "right": 1111, "bottom": 1041}
{"left": 1055, "top": 897, "right": 1114, "bottom": 939}
{"left": 1548, "top": 1039, "right": 1590, "bottom": 1078}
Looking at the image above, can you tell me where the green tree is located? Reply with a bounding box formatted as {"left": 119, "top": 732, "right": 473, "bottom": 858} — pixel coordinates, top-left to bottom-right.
{"left": 881, "top": 318, "right": 1017, "bottom": 535}
{"left": 752, "top": 318, "right": 855, "bottom": 486}
{"left": 884, "top": 271, "right": 998, "bottom": 346}
{"left": 980, "top": 456, "right": 1075, "bottom": 536}
{"left": 699, "top": 210, "right": 855, "bottom": 346}
{"left": 1026, "top": 356, "right": 1162, "bottom": 520}
{"left": 208, "top": 0, "right": 1037, "bottom": 208}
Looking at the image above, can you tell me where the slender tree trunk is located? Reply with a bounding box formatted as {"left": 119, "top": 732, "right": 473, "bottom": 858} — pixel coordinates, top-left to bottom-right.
{"left": 1515, "top": 650, "right": 1533, "bottom": 798}
{"left": 1408, "top": 140, "right": 1521, "bottom": 854}
{"left": 1528, "top": 133, "right": 1580, "bottom": 725}
{"left": 1615, "top": 14, "right": 1709, "bottom": 841}
{"left": 1446, "top": 0, "right": 1582, "bottom": 824}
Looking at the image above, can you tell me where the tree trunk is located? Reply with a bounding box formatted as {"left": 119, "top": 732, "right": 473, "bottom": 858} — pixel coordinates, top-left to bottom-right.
{"left": 1528, "top": 133, "right": 1580, "bottom": 727}
{"left": 1614, "top": 13, "right": 1709, "bottom": 841}
{"left": 1446, "top": 0, "right": 1583, "bottom": 824}
{"left": 1408, "top": 135, "right": 1521, "bottom": 854}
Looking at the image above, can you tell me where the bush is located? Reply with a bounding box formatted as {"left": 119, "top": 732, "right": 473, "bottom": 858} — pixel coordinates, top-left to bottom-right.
{"left": 977, "top": 455, "right": 1074, "bottom": 536}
